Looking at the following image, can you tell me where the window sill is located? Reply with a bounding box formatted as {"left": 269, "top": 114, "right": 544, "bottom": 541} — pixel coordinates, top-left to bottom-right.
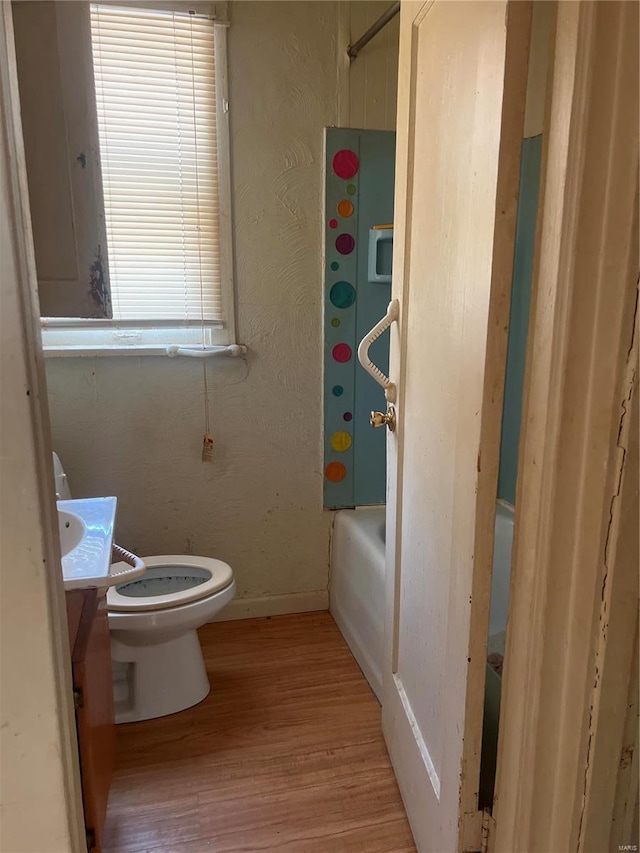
{"left": 42, "top": 343, "right": 247, "bottom": 358}
{"left": 40, "top": 319, "right": 246, "bottom": 359}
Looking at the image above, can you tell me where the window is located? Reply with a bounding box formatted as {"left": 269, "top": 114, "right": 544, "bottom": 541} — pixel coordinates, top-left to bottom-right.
{"left": 41, "top": 4, "right": 235, "bottom": 355}
{"left": 91, "top": 4, "right": 222, "bottom": 323}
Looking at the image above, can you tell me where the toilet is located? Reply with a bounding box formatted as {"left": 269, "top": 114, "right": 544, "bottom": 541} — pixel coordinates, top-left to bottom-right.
{"left": 53, "top": 453, "right": 236, "bottom": 724}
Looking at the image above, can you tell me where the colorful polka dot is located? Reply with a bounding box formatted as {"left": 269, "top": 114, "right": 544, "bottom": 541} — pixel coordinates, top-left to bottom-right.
{"left": 331, "top": 431, "right": 352, "bottom": 452}
{"left": 332, "top": 343, "right": 352, "bottom": 363}
{"left": 330, "top": 261, "right": 339, "bottom": 271}
{"left": 346, "top": 184, "right": 356, "bottom": 196}
{"left": 332, "top": 149, "right": 359, "bottom": 180}
{"left": 332, "top": 385, "right": 344, "bottom": 397}
{"left": 329, "top": 218, "right": 338, "bottom": 229}
{"left": 329, "top": 281, "right": 356, "bottom": 309}
{"left": 335, "top": 234, "right": 355, "bottom": 255}
{"left": 331, "top": 318, "right": 340, "bottom": 328}
{"left": 337, "top": 199, "right": 354, "bottom": 218}
{"left": 325, "top": 461, "right": 347, "bottom": 483}
{"left": 343, "top": 412, "right": 353, "bottom": 422}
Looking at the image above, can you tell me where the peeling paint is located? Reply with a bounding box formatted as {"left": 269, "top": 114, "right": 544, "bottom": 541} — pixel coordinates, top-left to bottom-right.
{"left": 578, "top": 279, "right": 639, "bottom": 844}
{"left": 619, "top": 742, "right": 634, "bottom": 770}
{"left": 603, "top": 284, "right": 639, "bottom": 585}
{"left": 88, "top": 244, "right": 111, "bottom": 317}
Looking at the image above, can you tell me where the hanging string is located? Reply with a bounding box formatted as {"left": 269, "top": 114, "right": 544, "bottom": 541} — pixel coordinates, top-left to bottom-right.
{"left": 203, "top": 362, "right": 212, "bottom": 435}
{"left": 202, "top": 361, "right": 213, "bottom": 461}
{"left": 188, "top": 10, "right": 206, "bottom": 351}
{"left": 172, "top": 11, "right": 190, "bottom": 322}
{"left": 187, "top": 10, "right": 214, "bottom": 460}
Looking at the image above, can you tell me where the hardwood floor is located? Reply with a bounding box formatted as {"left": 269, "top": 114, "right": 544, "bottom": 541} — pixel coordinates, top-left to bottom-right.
{"left": 103, "top": 612, "right": 415, "bottom": 853}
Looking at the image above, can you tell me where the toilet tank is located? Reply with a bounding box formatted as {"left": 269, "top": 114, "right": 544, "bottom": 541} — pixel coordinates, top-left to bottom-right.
{"left": 52, "top": 452, "right": 72, "bottom": 500}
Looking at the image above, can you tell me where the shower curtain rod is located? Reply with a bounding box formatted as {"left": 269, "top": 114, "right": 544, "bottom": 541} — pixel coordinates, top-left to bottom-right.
{"left": 347, "top": 1, "right": 400, "bottom": 61}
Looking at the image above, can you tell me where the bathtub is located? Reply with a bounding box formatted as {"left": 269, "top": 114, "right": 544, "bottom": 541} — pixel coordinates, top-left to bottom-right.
{"left": 330, "top": 507, "right": 386, "bottom": 702}
{"left": 329, "top": 501, "right": 514, "bottom": 706}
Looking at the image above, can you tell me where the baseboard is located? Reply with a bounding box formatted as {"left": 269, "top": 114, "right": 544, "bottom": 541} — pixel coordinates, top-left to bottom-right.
{"left": 208, "top": 590, "right": 329, "bottom": 623}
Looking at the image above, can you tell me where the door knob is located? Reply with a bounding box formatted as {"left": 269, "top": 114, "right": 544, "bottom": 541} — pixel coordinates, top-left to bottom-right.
{"left": 370, "top": 406, "right": 396, "bottom": 432}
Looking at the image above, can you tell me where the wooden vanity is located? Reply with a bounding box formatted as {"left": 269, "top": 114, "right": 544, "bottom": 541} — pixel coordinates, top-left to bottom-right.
{"left": 55, "top": 498, "right": 143, "bottom": 849}
{"left": 66, "top": 589, "right": 115, "bottom": 852}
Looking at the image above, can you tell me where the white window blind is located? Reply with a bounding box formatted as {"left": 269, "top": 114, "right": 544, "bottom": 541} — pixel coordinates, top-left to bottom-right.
{"left": 90, "top": 5, "right": 222, "bottom": 322}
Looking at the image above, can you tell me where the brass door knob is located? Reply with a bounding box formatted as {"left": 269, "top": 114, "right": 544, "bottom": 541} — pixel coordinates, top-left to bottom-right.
{"left": 370, "top": 406, "right": 396, "bottom": 432}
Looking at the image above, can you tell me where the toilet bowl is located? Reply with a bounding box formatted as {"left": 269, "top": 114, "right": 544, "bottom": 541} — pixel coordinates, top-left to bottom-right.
{"left": 52, "top": 453, "right": 236, "bottom": 725}
{"left": 108, "top": 556, "right": 235, "bottom": 724}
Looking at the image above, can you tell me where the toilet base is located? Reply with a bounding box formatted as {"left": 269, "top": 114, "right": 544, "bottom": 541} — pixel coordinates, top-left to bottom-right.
{"left": 111, "top": 629, "right": 210, "bottom": 724}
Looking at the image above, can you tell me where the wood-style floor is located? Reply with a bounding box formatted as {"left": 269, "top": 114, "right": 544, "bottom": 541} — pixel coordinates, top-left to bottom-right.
{"left": 103, "top": 612, "right": 416, "bottom": 853}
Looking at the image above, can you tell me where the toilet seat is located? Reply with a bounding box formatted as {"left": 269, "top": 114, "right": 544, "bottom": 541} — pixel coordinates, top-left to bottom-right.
{"left": 107, "top": 555, "right": 233, "bottom": 612}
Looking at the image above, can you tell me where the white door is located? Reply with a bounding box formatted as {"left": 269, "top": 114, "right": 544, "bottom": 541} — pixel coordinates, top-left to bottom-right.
{"left": 383, "top": 3, "right": 531, "bottom": 851}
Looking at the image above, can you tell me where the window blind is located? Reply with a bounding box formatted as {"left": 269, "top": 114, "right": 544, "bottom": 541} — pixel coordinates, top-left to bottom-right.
{"left": 90, "top": 5, "right": 222, "bottom": 322}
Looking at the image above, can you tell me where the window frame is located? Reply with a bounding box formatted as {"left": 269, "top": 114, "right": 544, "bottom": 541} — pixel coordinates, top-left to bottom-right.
{"left": 40, "top": 8, "right": 236, "bottom": 358}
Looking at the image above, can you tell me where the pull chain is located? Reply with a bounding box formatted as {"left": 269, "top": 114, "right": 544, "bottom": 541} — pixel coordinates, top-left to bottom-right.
{"left": 202, "top": 362, "right": 214, "bottom": 462}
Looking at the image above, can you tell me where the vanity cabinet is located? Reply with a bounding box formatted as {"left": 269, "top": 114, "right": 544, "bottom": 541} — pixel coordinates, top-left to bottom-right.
{"left": 66, "top": 589, "right": 115, "bottom": 852}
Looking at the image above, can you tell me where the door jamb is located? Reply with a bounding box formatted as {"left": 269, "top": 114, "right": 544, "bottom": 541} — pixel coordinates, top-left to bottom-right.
{"left": 493, "top": 2, "right": 638, "bottom": 851}
{"left": 0, "top": 4, "right": 86, "bottom": 849}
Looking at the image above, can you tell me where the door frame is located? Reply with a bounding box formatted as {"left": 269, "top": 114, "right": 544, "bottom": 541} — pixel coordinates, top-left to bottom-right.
{"left": 0, "top": 4, "right": 86, "bottom": 850}
{"left": 1, "top": 0, "right": 637, "bottom": 849}
{"left": 493, "top": 2, "right": 638, "bottom": 851}
{"left": 383, "top": 2, "right": 532, "bottom": 850}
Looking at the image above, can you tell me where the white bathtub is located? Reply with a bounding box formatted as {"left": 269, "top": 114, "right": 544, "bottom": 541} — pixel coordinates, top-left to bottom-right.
{"left": 329, "top": 501, "right": 514, "bottom": 705}
{"left": 330, "top": 507, "right": 386, "bottom": 702}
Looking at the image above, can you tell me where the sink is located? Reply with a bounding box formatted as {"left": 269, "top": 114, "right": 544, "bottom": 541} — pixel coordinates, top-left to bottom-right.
{"left": 57, "top": 497, "right": 118, "bottom": 591}
{"left": 57, "top": 497, "right": 143, "bottom": 591}
{"left": 58, "top": 509, "right": 86, "bottom": 557}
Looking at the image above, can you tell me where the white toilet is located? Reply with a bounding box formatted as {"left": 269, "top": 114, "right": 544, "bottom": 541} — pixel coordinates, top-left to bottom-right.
{"left": 53, "top": 454, "right": 236, "bottom": 724}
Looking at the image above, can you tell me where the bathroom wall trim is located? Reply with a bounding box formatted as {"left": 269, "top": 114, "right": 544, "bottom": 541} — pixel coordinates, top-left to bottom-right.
{"left": 209, "top": 590, "right": 329, "bottom": 623}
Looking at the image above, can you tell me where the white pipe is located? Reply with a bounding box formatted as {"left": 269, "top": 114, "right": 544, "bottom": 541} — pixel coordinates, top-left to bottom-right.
{"left": 165, "top": 344, "right": 247, "bottom": 358}
{"left": 348, "top": 1, "right": 400, "bottom": 61}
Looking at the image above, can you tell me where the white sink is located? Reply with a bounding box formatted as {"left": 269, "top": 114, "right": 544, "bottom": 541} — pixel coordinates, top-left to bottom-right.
{"left": 58, "top": 509, "right": 86, "bottom": 557}
{"left": 57, "top": 497, "right": 118, "bottom": 591}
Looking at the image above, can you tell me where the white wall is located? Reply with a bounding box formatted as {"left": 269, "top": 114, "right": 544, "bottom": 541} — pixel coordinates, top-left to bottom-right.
{"left": 46, "top": 2, "right": 343, "bottom": 610}
{"left": 45, "top": 1, "right": 400, "bottom": 613}
{"left": 0, "top": 5, "right": 85, "bottom": 849}
{"left": 349, "top": 0, "right": 399, "bottom": 131}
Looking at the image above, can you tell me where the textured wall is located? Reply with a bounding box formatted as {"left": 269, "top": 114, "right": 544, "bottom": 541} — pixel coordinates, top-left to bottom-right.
{"left": 46, "top": 2, "right": 342, "bottom": 604}
{"left": 1, "top": 41, "right": 84, "bottom": 845}
{"left": 348, "top": 1, "right": 399, "bottom": 131}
